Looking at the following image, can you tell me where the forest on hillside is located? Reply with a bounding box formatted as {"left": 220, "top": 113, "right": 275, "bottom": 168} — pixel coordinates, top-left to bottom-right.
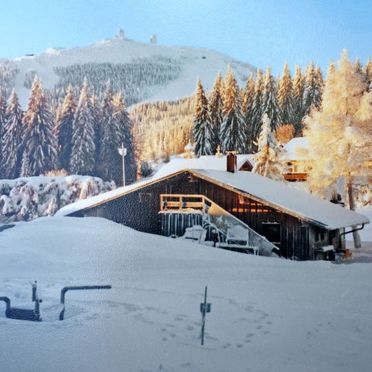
{"left": 0, "top": 54, "right": 371, "bottom": 211}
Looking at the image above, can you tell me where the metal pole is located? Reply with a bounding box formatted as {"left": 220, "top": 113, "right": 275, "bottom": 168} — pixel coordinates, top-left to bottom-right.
{"left": 121, "top": 143, "right": 126, "bottom": 187}
{"left": 201, "top": 286, "right": 207, "bottom": 345}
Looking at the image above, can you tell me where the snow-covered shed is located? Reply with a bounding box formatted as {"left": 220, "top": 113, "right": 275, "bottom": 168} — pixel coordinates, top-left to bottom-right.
{"left": 58, "top": 165, "right": 369, "bottom": 260}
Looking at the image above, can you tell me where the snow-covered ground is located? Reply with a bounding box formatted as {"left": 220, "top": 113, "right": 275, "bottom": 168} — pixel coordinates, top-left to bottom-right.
{"left": 1, "top": 214, "right": 372, "bottom": 372}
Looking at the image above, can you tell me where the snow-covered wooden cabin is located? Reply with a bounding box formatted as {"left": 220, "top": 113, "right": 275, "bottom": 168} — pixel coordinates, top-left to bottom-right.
{"left": 58, "top": 155, "right": 369, "bottom": 261}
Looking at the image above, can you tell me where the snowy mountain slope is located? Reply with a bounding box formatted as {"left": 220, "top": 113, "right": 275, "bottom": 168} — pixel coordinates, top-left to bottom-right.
{"left": 1, "top": 216, "right": 372, "bottom": 372}
{"left": 1, "top": 37, "right": 255, "bottom": 106}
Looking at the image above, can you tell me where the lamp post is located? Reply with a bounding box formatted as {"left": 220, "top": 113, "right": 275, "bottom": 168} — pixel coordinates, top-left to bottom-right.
{"left": 118, "top": 143, "right": 127, "bottom": 186}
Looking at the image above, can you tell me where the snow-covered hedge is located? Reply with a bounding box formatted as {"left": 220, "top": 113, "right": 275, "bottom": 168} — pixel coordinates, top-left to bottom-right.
{"left": 0, "top": 175, "right": 114, "bottom": 222}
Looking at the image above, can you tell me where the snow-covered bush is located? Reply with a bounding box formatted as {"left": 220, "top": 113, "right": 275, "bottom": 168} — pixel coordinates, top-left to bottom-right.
{"left": 0, "top": 175, "right": 114, "bottom": 222}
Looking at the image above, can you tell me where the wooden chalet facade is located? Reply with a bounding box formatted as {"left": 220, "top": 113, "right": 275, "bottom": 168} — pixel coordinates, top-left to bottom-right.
{"left": 61, "top": 162, "right": 369, "bottom": 261}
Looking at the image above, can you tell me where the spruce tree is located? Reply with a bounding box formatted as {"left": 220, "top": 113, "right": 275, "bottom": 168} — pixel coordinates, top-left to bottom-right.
{"left": 314, "top": 66, "right": 324, "bottom": 107}
{"left": 251, "top": 69, "right": 264, "bottom": 150}
{"left": 193, "top": 79, "right": 213, "bottom": 156}
{"left": 112, "top": 92, "right": 137, "bottom": 184}
{"left": 70, "top": 78, "right": 96, "bottom": 175}
{"left": 1, "top": 90, "right": 24, "bottom": 178}
{"left": 0, "top": 92, "right": 6, "bottom": 178}
{"left": 97, "top": 80, "right": 115, "bottom": 178}
{"left": 252, "top": 114, "right": 285, "bottom": 181}
{"left": 55, "top": 84, "right": 76, "bottom": 171}
{"left": 91, "top": 93, "right": 102, "bottom": 169}
{"left": 209, "top": 73, "right": 224, "bottom": 154}
{"left": 365, "top": 59, "right": 372, "bottom": 89}
{"left": 220, "top": 68, "right": 245, "bottom": 153}
{"left": 277, "top": 63, "right": 294, "bottom": 125}
{"left": 242, "top": 74, "right": 255, "bottom": 152}
{"left": 261, "top": 67, "right": 281, "bottom": 131}
{"left": 303, "top": 63, "right": 323, "bottom": 116}
{"left": 21, "top": 77, "right": 57, "bottom": 176}
{"left": 292, "top": 65, "right": 305, "bottom": 135}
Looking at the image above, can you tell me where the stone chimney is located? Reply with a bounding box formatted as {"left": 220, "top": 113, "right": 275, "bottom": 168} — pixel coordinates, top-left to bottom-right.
{"left": 226, "top": 151, "right": 237, "bottom": 173}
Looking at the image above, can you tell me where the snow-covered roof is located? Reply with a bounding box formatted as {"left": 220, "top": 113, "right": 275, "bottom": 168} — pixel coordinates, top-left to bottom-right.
{"left": 283, "top": 137, "right": 309, "bottom": 161}
{"left": 56, "top": 177, "right": 152, "bottom": 217}
{"left": 153, "top": 154, "right": 254, "bottom": 179}
{"left": 194, "top": 169, "right": 369, "bottom": 230}
{"left": 58, "top": 168, "right": 369, "bottom": 230}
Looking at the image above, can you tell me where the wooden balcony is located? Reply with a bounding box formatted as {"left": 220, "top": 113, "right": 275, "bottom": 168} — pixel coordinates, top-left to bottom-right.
{"left": 160, "top": 194, "right": 209, "bottom": 212}
{"left": 283, "top": 172, "right": 308, "bottom": 182}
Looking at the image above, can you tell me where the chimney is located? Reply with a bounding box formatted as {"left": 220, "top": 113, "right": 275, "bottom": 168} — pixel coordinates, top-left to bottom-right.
{"left": 226, "top": 151, "right": 237, "bottom": 173}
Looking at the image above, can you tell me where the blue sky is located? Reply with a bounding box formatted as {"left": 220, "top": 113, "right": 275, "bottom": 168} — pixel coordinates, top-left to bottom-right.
{"left": 0, "top": 0, "right": 371, "bottom": 74}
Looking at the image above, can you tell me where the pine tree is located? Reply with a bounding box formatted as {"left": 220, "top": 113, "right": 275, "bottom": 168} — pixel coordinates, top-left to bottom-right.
{"left": 91, "top": 92, "right": 102, "bottom": 169}
{"left": 209, "top": 73, "right": 224, "bottom": 154}
{"left": 242, "top": 74, "right": 255, "bottom": 152}
{"left": 277, "top": 63, "right": 294, "bottom": 125}
{"left": 314, "top": 66, "right": 324, "bottom": 107}
{"left": 21, "top": 77, "right": 57, "bottom": 176}
{"left": 220, "top": 68, "right": 245, "bottom": 153}
{"left": 303, "top": 63, "right": 323, "bottom": 116}
{"left": 261, "top": 67, "right": 281, "bottom": 131}
{"left": 55, "top": 84, "right": 76, "bottom": 171}
{"left": 112, "top": 92, "right": 137, "bottom": 184}
{"left": 292, "top": 65, "right": 305, "bottom": 135}
{"left": 96, "top": 80, "right": 115, "bottom": 179}
{"left": 193, "top": 79, "right": 213, "bottom": 156}
{"left": 1, "top": 90, "right": 24, "bottom": 178}
{"left": 0, "top": 92, "right": 6, "bottom": 178}
{"left": 252, "top": 114, "right": 285, "bottom": 181}
{"left": 354, "top": 58, "right": 364, "bottom": 76}
{"left": 251, "top": 69, "right": 264, "bottom": 150}
{"left": 304, "top": 51, "right": 371, "bottom": 248}
{"left": 364, "top": 59, "right": 372, "bottom": 89}
{"left": 70, "top": 78, "right": 96, "bottom": 175}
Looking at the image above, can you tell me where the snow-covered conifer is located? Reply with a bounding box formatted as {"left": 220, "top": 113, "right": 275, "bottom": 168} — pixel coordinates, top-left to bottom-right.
{"left": 91, "top": 93, "right": 102, "bottom": 166}
{"left": 1, "top": 90, "right": 24, "bottom": 178}
{"left": 21, "top": 78, "right": 57, "bottom": 176}
{"left": 193, "top": 79, "right": 213, "bottom": 156}
{"left": 277, "top": 63, "right": 294, "bottom": 125}
{"left": 112, "top": 92, "right": 137, "bottom": 184}
{"left": 365, "top": 59, "right": 372, "bottom": 89}
{"left": 251, "top": 69, "right": 264, "bottom": 150}
{"left": 261, "top": 67, "right": 281, "bottom": 131}
{"left": 0, "top": 92, "right": 6, "bottom": 177}
{"left": 292, "top": 65, "right": 305, "bottom": 135}
{"left": 252, "top": 114, "right": 285, "bottom": 181}
{"left": 304, "top": 51, "right": 370, "bottom": 248}
{"left": 55, "top": 84, "right": 76, "bottom": 171}
{"left": 209, "top": 73, "right": 224, "bottom": 154}
{"left": 242, "top": 74, "right": 255, "bottom": 152}
{"left": 96, "top": 80, "right": 115, "bottom": 179}
{"left": 70, "top": 78, "right": 96, "bottom": 175}
{"left": 220, "top": 68, "right": 245, "bottom": 153}
{"left": 303, "top": 63, "right": 323, "bottom": 116}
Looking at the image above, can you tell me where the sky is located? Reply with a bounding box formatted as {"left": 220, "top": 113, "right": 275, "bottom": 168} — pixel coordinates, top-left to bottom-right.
{"left": 0, "top": 0, "right": 371, "bottom": 74}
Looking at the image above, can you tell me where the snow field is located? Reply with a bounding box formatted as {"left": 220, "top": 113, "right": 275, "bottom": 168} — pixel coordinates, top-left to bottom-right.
{"left": 0, "top": 216, "right": 372, "bottom": 371}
